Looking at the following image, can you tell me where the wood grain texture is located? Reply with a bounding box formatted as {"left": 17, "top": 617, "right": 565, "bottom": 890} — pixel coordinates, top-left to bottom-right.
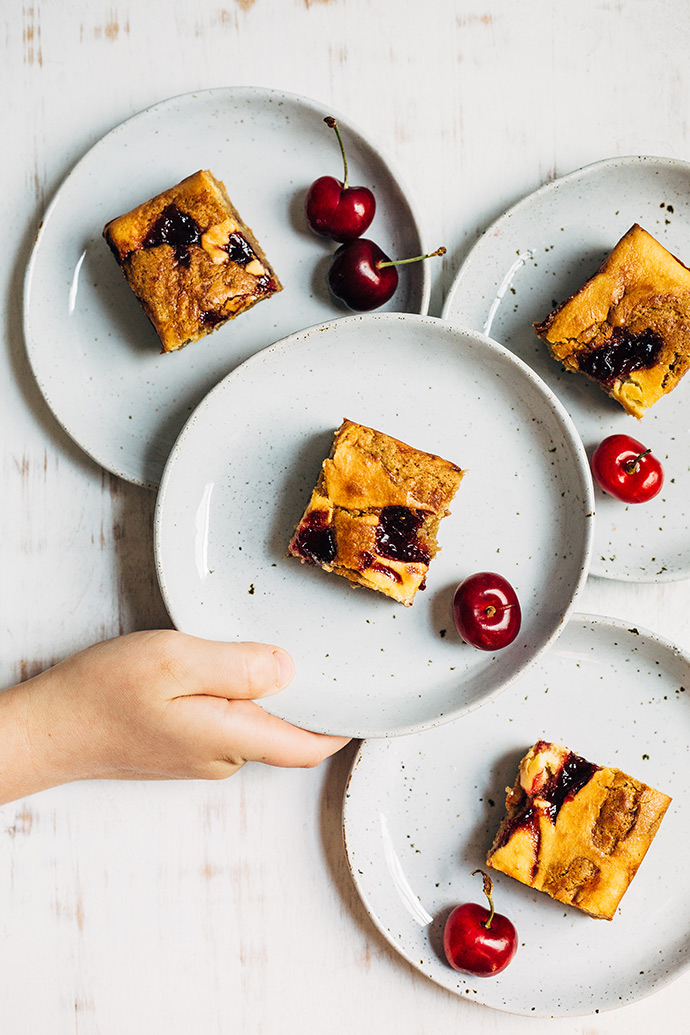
{"left": 2, "top": 0, "right": 690, "bottom": 1031}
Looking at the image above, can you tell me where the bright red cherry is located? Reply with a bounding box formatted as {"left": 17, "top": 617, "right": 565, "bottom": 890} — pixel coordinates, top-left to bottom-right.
{"left": 327, "top": 239, "right": 445, "bottom": 311}
{"left": 305, "top": 117, "right": 376, "bottom": 242}
{"left": 443, "top": 870, "right": 518, "bottom": 977}
{"left": 591, "top": 434, "right": 664, "bottom": 504}
{"left": 452, "top": 572, "right": 521, "bottom": 651}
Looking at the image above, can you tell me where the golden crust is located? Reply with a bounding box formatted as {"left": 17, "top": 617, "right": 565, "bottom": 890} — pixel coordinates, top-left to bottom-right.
{"left": 287, "top": 419, "right": 464, "bottom": 606}
{"left": 321, "top": 419, "right": 464, "bottom": 511}
{"left": 103, "top": 170, "right": 282, "bottom": 353}
{"left": 534, "top": 224, "right": 690, "bottom": 417}
{"left": 487, "top": 741, "right": 671, "bottom": 921}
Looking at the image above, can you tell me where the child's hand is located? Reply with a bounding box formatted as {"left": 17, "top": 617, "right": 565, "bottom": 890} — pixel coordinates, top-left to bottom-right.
{"left": 0, "top": 631, "right": 350, "bottom": 804}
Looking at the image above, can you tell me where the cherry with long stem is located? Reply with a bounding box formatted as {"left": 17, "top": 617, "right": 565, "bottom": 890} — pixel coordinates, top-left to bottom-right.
{"left": 305, "top": 117, "right": 376, "bottom": 242}
{"left": 325, "top": 117, "right": 350, "bottom": 187}
{"left": 378, "top": 245, "right": 447, "bottom": 269}
{"left": 327, "top": 240, "right": 446, "bottom": 311}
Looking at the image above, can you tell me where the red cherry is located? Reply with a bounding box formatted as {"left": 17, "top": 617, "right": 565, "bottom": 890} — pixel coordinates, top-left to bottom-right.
{"left": 443, "top": 870, "right": 517, "bottom": 977}
{"left": 327, "top": 239, "right": 446, "bottom": 311}
{"left": 591, "top": 434, "right": 664, "bottom": 504}
{"left": 452, "top": 572, "right": 521, "bottom": 651}
{"left": 305, "top": 117, "right": 376, "bottom": 242}
{"left": 328, "top": 238, "right": 397, "bottom": 310}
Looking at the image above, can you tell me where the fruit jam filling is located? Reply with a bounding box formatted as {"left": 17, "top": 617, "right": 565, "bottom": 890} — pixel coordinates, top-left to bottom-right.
{"left": 254, "top": 274, "right": 275, "bottom": 294}
{"left": 224, "top": 232, "right": 256, "bottom": 266}
{"left": 374, "top": 506, "right": 430, "bottom": 565}
{"left": 494, "top": 747, "right": 600, "bottom": 873}
{"left": 199, "top": 310, "right": 225, "bottom": 327}
{"left": 358, "top": 551, "right": 403, "bottom": 583}
{"left": 141, "top": 204, "right": 202, "bottom": 267}
{"left": 540, "top": 751, "right": 600, "bottom": 821}
{"left": 578, "top": 326, "right": 663, "bottom": 386}
{"left": 290, "top": 510, "right": 337, "bottom": 566}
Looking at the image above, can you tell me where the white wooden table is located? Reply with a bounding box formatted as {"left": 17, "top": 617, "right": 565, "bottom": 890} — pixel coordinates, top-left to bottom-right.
{"left": 3, "top": 1, "right": 690, "bottom": 1031}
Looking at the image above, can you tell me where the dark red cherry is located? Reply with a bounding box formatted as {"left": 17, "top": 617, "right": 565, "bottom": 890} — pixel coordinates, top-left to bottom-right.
{"left": 327, "top": 239, "right": 445, "bottom": 312}
{"left": 327, "top": 239, "right": 397, "bottom": 310}
{"left": 443, "top": 870, "right": 518, "bottom": 978}
{"left": 452, "top": 572, "right": 521, "bottom": 651}
{"left": 305, "top": 117, "right": 376, "bottom": 242}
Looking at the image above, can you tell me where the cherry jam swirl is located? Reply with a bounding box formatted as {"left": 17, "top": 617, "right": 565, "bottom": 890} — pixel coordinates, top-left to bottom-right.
{"left": 578, "top": 327, "right": 663, "bottom": 386}
{"left": 224, "top": 232, "right": 255, "bottom": 266}
{"left": 358, "top": 551, "right": 403, "bottom": 583}
{"left": 541, "top": 751, "right": 600, "bottom": 821}
{"left": 375, "top": 506, "right": 430, "bottom": 565}
{"left": 199, "top": 310, "right": 225, "bottom": 328}
{"left": 255, "top": 275, "right": 274, "bottom": 294}
{"left": 494, "top": 750, "right": 600, "bottom": 879}
{"left": 291, "top": 510, "right": 336, "bottom": 565}
{"left": 141, "top": 204, "right": 201, "bottom": 268}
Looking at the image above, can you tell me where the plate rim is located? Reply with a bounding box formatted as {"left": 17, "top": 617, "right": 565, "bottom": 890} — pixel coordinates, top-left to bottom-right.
{"left": 22, "top": 85, "right": 432, "bottom": 489}
{"left": 153, "top": 310, "right": 595, "bottom": 739}
{"left": 442, "top": 152, "right": 690, "bottom": 323}
{"left": 341, "top": 610, "right": 690, "bottom": 1017}
{"left": 442, "top": 152, "right": 690, "bottom": 585}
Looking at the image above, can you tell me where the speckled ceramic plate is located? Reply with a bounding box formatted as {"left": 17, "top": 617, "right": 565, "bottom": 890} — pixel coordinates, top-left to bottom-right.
{"left": 443, "top": 155, "right": 690, "bottom": 582}
{"left": 343, "top": 614, "right": 690, "bottom": 1015}
{"left": 24, "top": 87, "right": 430, "bottom": 489}
{"left": 154, "top": 313, "right": 593, "bottom": 738}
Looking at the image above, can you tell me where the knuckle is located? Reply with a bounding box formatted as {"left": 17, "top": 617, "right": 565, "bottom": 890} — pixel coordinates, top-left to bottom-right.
{"left": 150, "top": 631, "right": 189, "bottom": 683}
{"left": 237, "top": 645, "right": 274, "bottom": 696}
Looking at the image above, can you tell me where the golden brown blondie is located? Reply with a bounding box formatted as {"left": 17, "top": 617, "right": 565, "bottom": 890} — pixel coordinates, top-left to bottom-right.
{"left": 487, "top": 740, "right": 671, "bottom": 920}
{"left": 288, "top": 419, "right": 464, "bottom": 606}
{"left": 103, "top": 170, "right": 282, "bottom": 352}
{"left": 534, "top": 224, "right": 690, "bottom": 417}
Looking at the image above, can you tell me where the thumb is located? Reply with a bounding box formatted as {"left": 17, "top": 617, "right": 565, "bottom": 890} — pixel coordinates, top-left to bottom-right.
{"left": 218, "top": 700, "right": 351, "bottom": 768}
{"left": 170, "top": 636, "right": 295, "bottom": 700}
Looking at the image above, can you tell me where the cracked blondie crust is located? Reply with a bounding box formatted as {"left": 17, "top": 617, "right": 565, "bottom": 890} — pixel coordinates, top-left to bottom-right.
{"left": 534, "top": 224, "right": 690, "bottom": 418}
{"left": 103, "top": 170, "right": 282, "bottom": 352}
{"left": 486, "top": 741, "right": 671, "bottom": 920}
{"left": 287, "top": 419, "right": 464, "bottom": 606}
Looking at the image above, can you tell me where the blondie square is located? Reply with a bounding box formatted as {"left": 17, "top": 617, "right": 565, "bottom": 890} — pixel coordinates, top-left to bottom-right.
{"left": 287, "top": 419, "right": 465, "bottom": 606}
{"left": 103, "top": 170, "right": 282, "bottom": 352}
{"left": 534, "top": 224, "right": 690, "bottom": 417}
{"left": 486, "top": 740, "right": 671, "bottom": 920}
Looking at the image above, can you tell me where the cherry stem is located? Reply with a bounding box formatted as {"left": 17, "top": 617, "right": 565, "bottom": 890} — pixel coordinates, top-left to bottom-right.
{"left": 377, "top": 246, "right": 447, "bottom": 270}
{"left": 324, "top": 116, "right": 349, "bottom": 190}
{"left": 471, "top": 868, "right": 495, "bottom": 930}
{"left": 484, "top": 605, "right": 497, "bottom": 618}
{"left": 624, "top": 448, "right": 651, "bottom": 475}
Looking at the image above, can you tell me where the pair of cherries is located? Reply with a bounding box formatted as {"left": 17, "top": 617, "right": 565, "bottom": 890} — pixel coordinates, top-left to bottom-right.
{"left": 305, "top": 117, "right": 444, "bottom": 310}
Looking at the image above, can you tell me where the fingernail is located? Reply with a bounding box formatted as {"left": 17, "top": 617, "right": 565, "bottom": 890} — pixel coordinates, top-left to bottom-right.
{"left": 273, "top": 648, "right": 294, "bottom": 689}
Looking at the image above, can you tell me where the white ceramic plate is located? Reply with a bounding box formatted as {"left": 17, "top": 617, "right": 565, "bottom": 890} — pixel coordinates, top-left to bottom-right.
{"left": 24, "top": 87, "right": 430, "bottom": 489}
{"left": 154, "top": 313, "right": 593, "bottom": 738}
{"left": 443, "top": 156, "right": 690, "bottom": 582}
{"left": 343, "top": 614, "right": 690, "bottom": 1015}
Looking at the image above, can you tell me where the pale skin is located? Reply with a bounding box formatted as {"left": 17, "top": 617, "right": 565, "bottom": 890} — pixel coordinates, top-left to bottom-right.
{"left": 0, "top": 630, "right": 350, "bottom": 806}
